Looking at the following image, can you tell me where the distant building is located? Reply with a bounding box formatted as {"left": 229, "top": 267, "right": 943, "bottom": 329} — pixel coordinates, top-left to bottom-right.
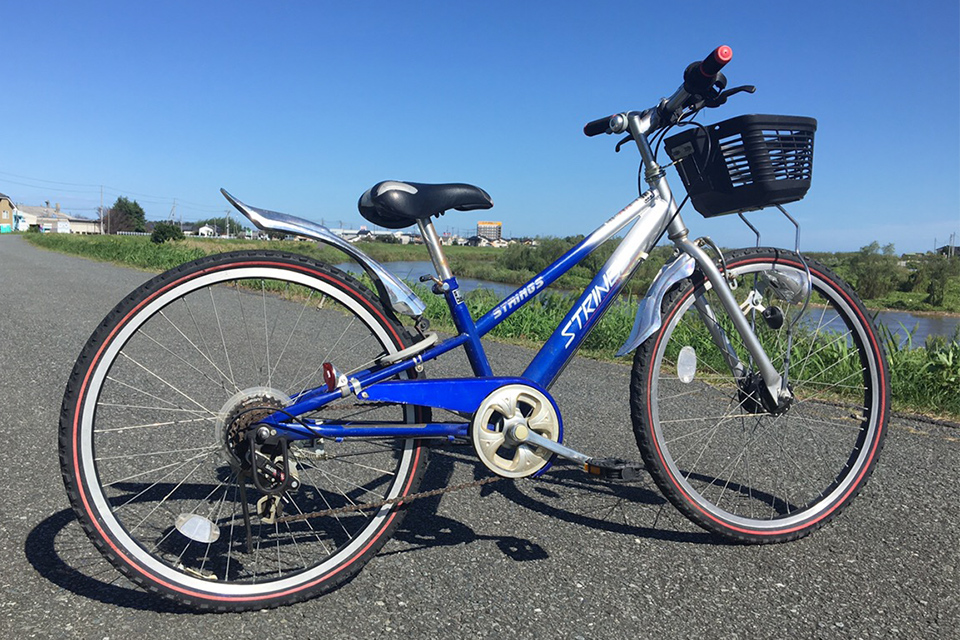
{"left": 0, "top": 193, "right": 16, "bottom": 233}
{"left": 937, "top": 245, "right": 959, "bottom": 257}
{"left": 15, "top": 203, "right": 100, "bottom": 234}
{"left": 477, "top": 221, "right": 502, "bottom": 242}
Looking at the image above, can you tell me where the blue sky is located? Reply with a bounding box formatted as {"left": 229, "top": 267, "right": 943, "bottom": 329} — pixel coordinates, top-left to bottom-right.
{"left": 2, "top": 1, "right": 957, "bottom": 252}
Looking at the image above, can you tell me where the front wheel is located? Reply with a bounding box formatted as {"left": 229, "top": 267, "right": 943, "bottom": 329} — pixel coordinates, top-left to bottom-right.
{"left": 60, "top": 251, "right": 428, "bottom": 610}
{"left": 631, "top": 247, "right": 889, "bottom": 543}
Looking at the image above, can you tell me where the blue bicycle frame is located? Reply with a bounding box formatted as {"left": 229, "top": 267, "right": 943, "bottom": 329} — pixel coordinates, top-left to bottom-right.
{"left": 250, "top": 111, "right": 785, "bottom": 443}
{"left": 257, "top": 190, "right": 681, "bottom": 441}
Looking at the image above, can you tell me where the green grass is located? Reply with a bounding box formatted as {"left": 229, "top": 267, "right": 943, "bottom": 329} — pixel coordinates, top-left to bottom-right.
{"left": 880, "top": 327, "right": 960, "bottom": 418}
{"left": 24, "top": 233, "right": 211, "bottom": 271}
{"left": 23, "top": 233, "right": 501, "bottom": 275}
{"left": 865, "top": 287, "right": 960, "bottom": 314}
{"left": 23, "top": 233, "right": 960, "bottom": 420}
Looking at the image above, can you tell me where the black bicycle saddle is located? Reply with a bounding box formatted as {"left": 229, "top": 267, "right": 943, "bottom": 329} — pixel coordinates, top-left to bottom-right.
{"left": 358, "top": 181, "right": 493, "bottom": 229}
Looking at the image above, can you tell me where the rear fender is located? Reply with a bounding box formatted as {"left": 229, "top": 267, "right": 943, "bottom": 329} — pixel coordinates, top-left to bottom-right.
{"left": 221, "top": 189, "right": 426, "bottom": 319}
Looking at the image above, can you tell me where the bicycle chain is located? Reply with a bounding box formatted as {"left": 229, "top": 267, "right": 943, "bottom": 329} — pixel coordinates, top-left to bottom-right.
{"left": 275, "top": 474, "right": 506, "bottom": 524}
{"left": 274, "top": 400, "right": 507, "bottom": 524}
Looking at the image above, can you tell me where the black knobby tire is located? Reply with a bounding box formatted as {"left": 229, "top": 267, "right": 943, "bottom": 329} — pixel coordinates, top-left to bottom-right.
{"left": 60, "top": 251, "right": 429, "bottom": 610}
{"left": 631, "top": 247, "right": 889, "bottom": 543}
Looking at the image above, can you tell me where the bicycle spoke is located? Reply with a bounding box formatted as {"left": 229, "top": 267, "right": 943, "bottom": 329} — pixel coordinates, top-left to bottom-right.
{"left": 116, "top": 351, "right": 216, "bottom": 416}
{"left": 155, "top": 310, "right": 241, "bottom": 394}
{"left": 636, "top": 250, "right": 886, "bottom": 540}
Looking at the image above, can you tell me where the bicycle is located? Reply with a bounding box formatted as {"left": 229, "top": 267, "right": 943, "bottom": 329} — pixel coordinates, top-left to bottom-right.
{"left": 59, "top": 46, "right": 889, "bottom": 611}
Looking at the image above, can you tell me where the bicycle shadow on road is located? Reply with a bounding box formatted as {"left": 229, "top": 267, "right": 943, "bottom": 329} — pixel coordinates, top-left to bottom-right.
{"left": 389, "top": 445, "right": 549, "bottom": 562}
{"left": 492, "top": 463, "right": 722, "bottom": 545}
{"left": 25, "top": 508, "right": 195, "bottom": 613}
{"left": 25, "top": 448, "right": 719, "bottom": 611}
{"left": 389, "top": 445, "right": 719, "bottom": 562}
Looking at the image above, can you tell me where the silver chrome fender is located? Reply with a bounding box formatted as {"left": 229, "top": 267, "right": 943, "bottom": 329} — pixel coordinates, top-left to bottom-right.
{"left": 615, "top": 252, "right": 696, "bottom": 357}
{"left": 221, "top": 189, "right": 426, "bottom": 319}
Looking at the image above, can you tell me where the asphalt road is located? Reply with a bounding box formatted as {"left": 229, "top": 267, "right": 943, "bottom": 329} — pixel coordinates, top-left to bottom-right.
{"left": 1, "top": 234, "right": 957, "bottom": 639}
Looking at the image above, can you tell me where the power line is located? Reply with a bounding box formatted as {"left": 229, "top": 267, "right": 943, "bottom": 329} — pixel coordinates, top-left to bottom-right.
{"left": 0, "top": 168, "right": 226, "bottom": 217}
{"left": 0, "top": 176, "right": 101, "bottom": 194}
{"left": 0, "top": 170, "right": 102, "bottom": 188}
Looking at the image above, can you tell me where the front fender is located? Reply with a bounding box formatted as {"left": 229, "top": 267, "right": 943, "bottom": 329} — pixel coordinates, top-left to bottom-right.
{"left": 222, "top": 189, "right": 426, "bottom": 319}
{"left": 615, "top": 253, "right": 696, "bottom": 357}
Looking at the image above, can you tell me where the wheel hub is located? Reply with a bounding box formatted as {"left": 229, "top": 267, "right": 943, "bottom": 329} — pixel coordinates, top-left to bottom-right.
{"left": 737, "top": 373, "right": 793, "bottom": 416}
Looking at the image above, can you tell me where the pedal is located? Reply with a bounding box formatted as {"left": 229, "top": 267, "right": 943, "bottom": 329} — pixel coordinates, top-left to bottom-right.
{"left": 583, "top": 458, "right": 645, "bottom": 482}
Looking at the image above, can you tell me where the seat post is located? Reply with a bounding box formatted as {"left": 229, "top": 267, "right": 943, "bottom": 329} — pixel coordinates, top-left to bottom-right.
{"left": 417, "top": 218, "right": 453, "bottom": 280}
{"left": 416, "top": 216, "right": 493, "bottom": 377}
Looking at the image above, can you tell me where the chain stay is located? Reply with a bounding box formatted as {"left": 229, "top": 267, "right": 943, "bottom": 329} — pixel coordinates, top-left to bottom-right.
{"left": 272, "top": 392, "right": 538, "bottom": 523}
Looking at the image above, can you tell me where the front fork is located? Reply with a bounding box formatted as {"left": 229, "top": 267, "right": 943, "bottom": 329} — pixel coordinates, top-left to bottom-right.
{"left": 677, "top": 239, "right": 791, "bottom": 410}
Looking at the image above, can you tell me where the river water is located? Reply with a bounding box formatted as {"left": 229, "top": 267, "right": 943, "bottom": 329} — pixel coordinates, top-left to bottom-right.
{"left": 336, "top": 261, "right": 959, "bottom": 348}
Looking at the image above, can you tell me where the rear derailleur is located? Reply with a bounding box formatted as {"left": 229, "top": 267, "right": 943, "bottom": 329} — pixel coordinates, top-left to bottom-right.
{"left": 245, "top": 427, "right": 301, "bottom": 524}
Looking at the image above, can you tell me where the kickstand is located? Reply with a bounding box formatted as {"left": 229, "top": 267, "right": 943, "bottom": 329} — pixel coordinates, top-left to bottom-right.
{"left": 238, "top": 477, "right": 254, "bottom": 554}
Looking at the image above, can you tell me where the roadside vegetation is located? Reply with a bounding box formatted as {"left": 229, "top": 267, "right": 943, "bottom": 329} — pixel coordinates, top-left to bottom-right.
{"left": 807, "top": 242, "right": 960, "bottom": 313}
{"left": 22, "top": 232, "right": 960, "bottom": 419}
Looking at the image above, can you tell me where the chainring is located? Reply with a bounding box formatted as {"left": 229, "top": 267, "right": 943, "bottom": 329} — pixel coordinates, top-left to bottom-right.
{"left": 471, "top": 383, "right": 562, "bottom": 479}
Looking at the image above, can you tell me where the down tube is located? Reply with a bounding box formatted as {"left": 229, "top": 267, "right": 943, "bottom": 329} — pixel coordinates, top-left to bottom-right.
{"left": 523, "top": 194, "right": 673, "bottom": 388}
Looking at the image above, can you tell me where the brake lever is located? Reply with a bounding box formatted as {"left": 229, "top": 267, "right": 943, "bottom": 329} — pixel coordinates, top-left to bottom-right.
{"left": 615, "top": 134, "right": 634, "bottom": 153}
{"left": 704, "top": 84, "right": 757, "bottom": 108}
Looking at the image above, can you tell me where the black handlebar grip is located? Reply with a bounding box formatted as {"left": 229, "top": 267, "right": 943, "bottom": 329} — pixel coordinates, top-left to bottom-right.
{"left": 699, "top": 45, "right": 733, "bottom": 77}
{"left": 583, "top": 115, "right": 615, "bottom": 137}
{"left": 683, "top": 45, "right": 733, "bottom": 96}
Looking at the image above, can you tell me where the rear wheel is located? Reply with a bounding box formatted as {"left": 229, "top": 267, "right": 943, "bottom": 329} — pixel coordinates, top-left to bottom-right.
{"left": 631, "top": 247, "right": 888, "bottom": 543}
{"left": 60, "top": 251, "right": 428, "bottom": 610}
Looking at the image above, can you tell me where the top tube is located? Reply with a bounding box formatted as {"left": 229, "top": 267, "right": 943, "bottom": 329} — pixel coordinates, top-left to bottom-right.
{"left": 474, "top": 194, "right": 653, "bottom": 336}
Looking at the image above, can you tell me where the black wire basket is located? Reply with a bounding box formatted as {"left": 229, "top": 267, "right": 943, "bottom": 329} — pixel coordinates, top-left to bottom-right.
{"left": 664, "top": 114, "right": 817, "bottom": 218}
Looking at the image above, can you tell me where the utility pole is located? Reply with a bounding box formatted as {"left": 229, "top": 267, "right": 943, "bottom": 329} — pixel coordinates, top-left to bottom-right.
{"left": 100, "top": 186, "right": 104, "bottom": 234}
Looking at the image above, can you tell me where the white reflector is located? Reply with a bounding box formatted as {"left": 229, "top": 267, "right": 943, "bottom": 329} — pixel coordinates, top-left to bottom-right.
{"left": 175, "top": 513, "right": 220, "bottom": 544}
{"left": 677, "top": 346, "right": 697, "bottom": 383}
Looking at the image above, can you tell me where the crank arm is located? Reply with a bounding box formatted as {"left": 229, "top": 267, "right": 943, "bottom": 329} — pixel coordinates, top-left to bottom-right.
{"left": 505, "top": 424, "right": 591, "bottom": 465}
{"left": 507, "top": 425, "right": 646, "bottom": 482}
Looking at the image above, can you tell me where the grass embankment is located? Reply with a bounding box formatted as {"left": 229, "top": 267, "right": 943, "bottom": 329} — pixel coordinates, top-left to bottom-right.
{"left": 863, "top": 291, "right": 960, "bottom": 315}
{"left": 21, "top": 233, "right": 501, "bottom": 271}
{"left": 23, "top": 233, "right": 960, "bottom": 420}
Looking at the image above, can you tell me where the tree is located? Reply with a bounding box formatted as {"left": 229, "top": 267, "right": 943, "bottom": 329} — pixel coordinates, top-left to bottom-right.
{"left": 922, "top": 254, "right": 960, "bottom": 307}
{"left": 151, "top": 222, "right": 185, "bottom": 244}
{"left": 847, "top": 242, "right": 902, "bottom": 300}
{"left": 103, "top": 196, "right": 146, "bottom": 233}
